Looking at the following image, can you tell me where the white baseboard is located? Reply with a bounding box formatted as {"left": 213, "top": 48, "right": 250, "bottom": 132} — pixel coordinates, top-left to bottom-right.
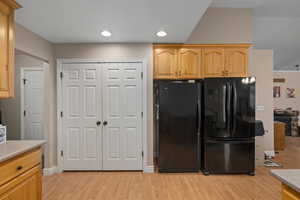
{"left": 143, "top": 165, "right": 155, "bottom": 173}
{"left": 265, "top": 150, "right": 275, "bottom": 158}
{"left": 43, "top": 166, "right": 60, "bottom": 176}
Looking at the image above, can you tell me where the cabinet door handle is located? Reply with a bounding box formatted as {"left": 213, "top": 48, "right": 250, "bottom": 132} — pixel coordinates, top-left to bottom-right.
{"left": 103, "top": 121, "right": 108, "bottom": 126}
{"left": 16, "top": 166, "right": 23, "bottom": 171}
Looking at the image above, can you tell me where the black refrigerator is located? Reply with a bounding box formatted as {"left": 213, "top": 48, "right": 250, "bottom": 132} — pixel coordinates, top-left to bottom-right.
{"left": 203, "top": 77, "right": 256, "bottom": 176}
{"left": 155, "top": 80, "right": 202, "bottom": 172}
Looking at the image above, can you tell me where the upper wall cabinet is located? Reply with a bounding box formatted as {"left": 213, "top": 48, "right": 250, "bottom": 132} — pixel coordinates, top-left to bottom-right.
{"left": 224, "top": 48, "right": 248, "bottom": 77}
{"left": 202, "top": 48, "right": 224, "bottom": 78}
{"left": 154, "top": 48, "right": 178, "bottom": 79}
{"left": 178, "top": 48, "right": 202, "bottom": 79}
{"left": 154, "top": 44, "right": 250, "bottom": 79}
{"left": 153, "top": 46, "right": 202, "bottom": 79}
{"left": 0, "top": 0, "right": 21, "bottom": 98}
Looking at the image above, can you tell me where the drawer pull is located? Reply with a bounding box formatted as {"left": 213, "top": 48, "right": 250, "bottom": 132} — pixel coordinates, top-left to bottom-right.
{"left": 16, "top": 166, "right": 23, "bottom": 171}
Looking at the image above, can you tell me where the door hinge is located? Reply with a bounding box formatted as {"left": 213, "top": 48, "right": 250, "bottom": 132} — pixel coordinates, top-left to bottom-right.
{"left": 141, "top": 112, "right": 143, "bottom": 117}
{"left": 60, "top": 72, "right": 63, "bottom": 79}
{"left": 60, "top": 111, "right": 63, "bottom": 117}
{"left": 141, "top": 72, "right": 143, "bottom": 79}
{"left": 23, "top": 110, "right": 26, "bottom": 116}
{"left": 60, "top": 150, "right": 64, "bottom": 157}
{"left": 142, "top": 151, "right": 144, "bottom": 157}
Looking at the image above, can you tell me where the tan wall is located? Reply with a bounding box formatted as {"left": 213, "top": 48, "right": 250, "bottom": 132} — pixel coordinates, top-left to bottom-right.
{"left": 186, "top": 8, "right": 253, "bottom": 43}
{"left": 274, "top": 72, "right": 300, "bottom": 122}
{"left": 14, "top": 24, "right": 56, "bottom": 168}
{"left": 250, "top": 50, "right": 274, "bottom": 152}
{"left": 54, "top": 43, "right": 154, "bottom": 165}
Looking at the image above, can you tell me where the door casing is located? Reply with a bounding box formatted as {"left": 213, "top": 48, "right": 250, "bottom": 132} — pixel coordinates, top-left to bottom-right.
{"left": 56, "top": 59, "right": 148, "bottom": 173}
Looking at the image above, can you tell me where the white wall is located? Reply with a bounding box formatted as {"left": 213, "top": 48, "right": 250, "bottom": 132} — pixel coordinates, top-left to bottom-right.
{"left": 54, "top": 43, "right": 154, "bottom": 166}
{"left": 251, "top": 49, "right": 274, "bottom": 152}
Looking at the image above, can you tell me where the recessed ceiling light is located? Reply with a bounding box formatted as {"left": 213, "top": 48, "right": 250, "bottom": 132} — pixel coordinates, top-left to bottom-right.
{"left": 101, "top": 30, "right": 112, "bottom": 37}
{"left": 156, "top": 31, "right": 167, "bottom": 37}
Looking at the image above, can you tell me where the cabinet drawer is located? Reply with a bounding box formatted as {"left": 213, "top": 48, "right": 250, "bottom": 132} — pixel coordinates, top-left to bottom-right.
{"left": 0, "top": 165, "right": 41, "bottom": 199}
{"left": 0, "top": 148, "right": 41, "bottom": 186}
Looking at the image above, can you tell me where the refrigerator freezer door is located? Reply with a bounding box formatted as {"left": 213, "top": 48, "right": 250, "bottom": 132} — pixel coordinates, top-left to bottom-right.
{"left": 230, "top": 78, "right": 256, "bottom": 138}
{"left": 204, "top": 139, "right": 255, "bottom": 174}
{"left": 158, "top": 81, "right": 200, "bottom": 172}
{"left": 204, "top": 79, "right": 231, "bottom": 138}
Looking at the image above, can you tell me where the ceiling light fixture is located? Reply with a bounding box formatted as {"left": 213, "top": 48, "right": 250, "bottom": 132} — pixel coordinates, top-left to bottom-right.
{"left": 156, "top": 31, "right": 167, "bottom": 37}
{"left": 101, "top": 30, "right": 112, "bottom": 37}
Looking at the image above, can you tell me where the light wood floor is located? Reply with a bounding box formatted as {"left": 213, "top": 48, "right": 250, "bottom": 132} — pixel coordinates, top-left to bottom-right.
{"left": 43, "top": 137, "right": 300, "bottom": 200}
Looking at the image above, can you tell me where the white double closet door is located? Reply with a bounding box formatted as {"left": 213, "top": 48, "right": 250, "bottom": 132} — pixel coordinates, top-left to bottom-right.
{"left": 62, "top": 62, "right": 143, "bottom": 171}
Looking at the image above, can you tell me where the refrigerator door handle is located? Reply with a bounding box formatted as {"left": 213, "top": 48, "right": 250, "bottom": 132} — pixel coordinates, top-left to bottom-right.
{"left": 222, "top": 85, "right": 227, "bottom": 123}
{"left": 196, "top": 83, "right": 201, "bottom": 134}
{"left": 226, "top": 83, "right": 231, "bottom": 131}
{"left": 232, "top": 83, "right": 237, "bottom": 134}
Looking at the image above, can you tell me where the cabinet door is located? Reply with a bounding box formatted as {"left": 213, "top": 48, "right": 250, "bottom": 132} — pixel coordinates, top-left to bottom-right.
{"left": 178, "top": 48, "right": 202, "bottom": 79}
{"left": 225, "top": 48, "right": 248, "bottom": 77}
{"left": 0, "top": 1, "right": 14, "bottom": 98}
{"left": 203, "top": 48, "right": 224, "bottom": 77}
{"left": 0, "top": 168, "right": 41, "bottom": 200}
{"left": 154, "top": 48, "right": 178, "bottom": 79}
{"left": 282, "top": 184, "right": 300, "bottom": 200}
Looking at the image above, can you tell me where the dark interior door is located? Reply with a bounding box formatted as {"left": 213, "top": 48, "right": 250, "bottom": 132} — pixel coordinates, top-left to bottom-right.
{"left": 230, "top": 78, "right": 256, "bottom": 138}
{"left": 204, "top": 139, "right": 255, "bottom": 174}
{"left": 158, "top": 81, "right": 200, "bottom": 172}
{"left": 204, "top": 79, "right": 230, "bottom": 138}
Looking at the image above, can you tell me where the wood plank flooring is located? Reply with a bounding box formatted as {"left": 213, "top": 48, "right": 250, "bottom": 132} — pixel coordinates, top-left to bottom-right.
{"left": 43, "top": 137, "right": 300, "bottom": 200}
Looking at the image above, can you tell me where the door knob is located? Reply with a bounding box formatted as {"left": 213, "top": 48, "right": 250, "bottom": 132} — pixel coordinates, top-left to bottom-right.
{"left": 103, "top": 121, "right": 108, "bottom": 126}
{"left": 96, "top": 121, "right": 101, "bottom": 126}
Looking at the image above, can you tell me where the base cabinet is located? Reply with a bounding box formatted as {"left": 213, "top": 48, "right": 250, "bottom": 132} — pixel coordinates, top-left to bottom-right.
{"left": 0, "top": 167, "right": 41, "bottom": 200}
{"left": 282, "top": 184, "right": 300, "bottom": 200}
{"left": 0, "top": 149, "right": 42, "bottom": 200}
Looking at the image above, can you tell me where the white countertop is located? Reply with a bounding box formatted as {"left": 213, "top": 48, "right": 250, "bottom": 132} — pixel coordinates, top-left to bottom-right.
{"left": 271, "top": 169, "right": 300, "bottom": 193}
{"left": 0, "top": 140, "right": 46, "bottom": 162}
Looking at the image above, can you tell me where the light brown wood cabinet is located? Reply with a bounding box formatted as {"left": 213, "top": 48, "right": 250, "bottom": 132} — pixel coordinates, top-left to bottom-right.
{"left": 0, "top": 148, "right": 42, "bottom": 200}
{"left": 202, "top": 48, "right": 224, "bottom": 77}
{"left": 202, "top": 47, "right": 249, "bottom": 77}
{"left": 0, "top": 0, "right": 21, "bottom": 98}
{"left": 154, "top": 48, "right": 178, "bottom": 79}
{"left": 274, "top": 121, "right": 286, "bottom": 151}
{"left": 154, "top": 46, "right": 202, "bottom": 79}
{"left": 282, "top": 184, "right": 300, "bottom": 200}
{"left": 178, "top": 48, "right": 202, "bottom": 79}
{"left": 224, "top": 48, "right": 248, "bottom": 77}
{"left": 153, "top": 44, "right": 250, "bottom": 79}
